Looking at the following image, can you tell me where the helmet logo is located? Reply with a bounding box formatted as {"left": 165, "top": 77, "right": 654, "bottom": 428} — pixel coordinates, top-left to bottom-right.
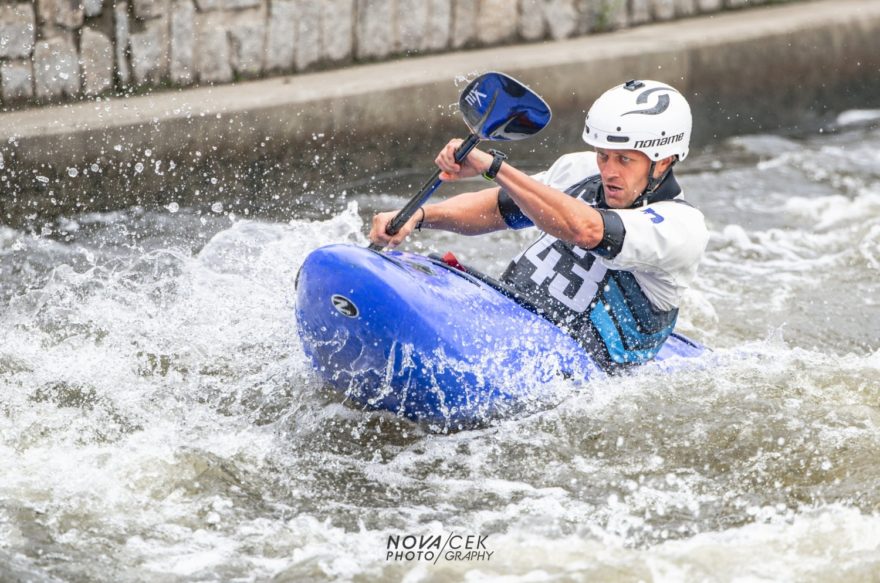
{"left": 634, "top": 132, "right": 685, "bottom": 150}
{"left": 622, "top": 87, "right": 675, "bottom": 116}
{"left": 331, "top": 294, "right": 359, "bottom": 318}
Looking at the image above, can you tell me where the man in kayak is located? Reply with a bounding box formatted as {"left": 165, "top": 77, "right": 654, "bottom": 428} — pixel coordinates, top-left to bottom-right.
{"left": 369, "top": 79, "right": 709, "bottom": 370}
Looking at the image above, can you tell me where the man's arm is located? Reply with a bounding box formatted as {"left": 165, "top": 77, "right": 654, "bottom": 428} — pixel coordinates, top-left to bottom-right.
{"left": 368, "top": 186, "right": 508, "bottom": 247}
{"left": 435, "top": 139, "right": 605, "bottom": 249}
{"left": 493, "top": 163, "right": 605, "bottom": 249}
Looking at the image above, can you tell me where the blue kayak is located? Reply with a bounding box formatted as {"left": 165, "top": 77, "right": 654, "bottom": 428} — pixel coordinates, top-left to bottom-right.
{"left": 295, "top": 244, "right": 704, "bottom": 425}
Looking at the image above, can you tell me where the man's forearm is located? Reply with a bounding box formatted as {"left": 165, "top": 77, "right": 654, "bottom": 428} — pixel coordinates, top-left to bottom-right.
{"left": 421, "top": 187, "right": 509, "bottom": 235}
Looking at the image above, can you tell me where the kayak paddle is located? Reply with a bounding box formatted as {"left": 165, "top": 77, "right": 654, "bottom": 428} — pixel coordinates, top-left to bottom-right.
{"left": 368, "top": 71, "right": 552, "bottom": 251}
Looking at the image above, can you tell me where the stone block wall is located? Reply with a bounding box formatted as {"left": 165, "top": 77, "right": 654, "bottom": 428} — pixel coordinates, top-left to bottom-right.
{"left": 0, "top": 0, "right": 801, "bottom": 106}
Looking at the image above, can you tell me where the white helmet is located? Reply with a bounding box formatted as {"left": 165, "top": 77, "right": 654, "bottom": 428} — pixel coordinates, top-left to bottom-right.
{"left": 582, "top": 80, "right": 692, "bottom": 162}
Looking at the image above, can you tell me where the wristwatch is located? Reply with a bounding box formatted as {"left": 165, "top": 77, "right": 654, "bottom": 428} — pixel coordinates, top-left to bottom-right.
{"left": 482, "top": 149, "right": 507, "bottom": 181}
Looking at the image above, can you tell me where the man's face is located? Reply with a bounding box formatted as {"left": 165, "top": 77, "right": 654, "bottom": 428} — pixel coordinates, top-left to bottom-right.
{"left": 595, "top": 147, "right": 654, "bottom": 209}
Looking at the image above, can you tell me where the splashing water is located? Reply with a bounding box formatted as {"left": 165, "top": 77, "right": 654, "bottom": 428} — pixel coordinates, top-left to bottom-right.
{"left": 1, "top": 117, "right": 879, "bottom": 581}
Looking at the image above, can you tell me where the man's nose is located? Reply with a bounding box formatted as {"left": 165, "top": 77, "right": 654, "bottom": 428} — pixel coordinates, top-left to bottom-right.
{"left": 601, "top": 160, "right": 620, "bottom": 177}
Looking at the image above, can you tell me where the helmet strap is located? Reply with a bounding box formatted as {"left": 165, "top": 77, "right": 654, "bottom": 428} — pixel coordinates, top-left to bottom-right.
{"left": 636, "top": 158, "right": 677, "bottom": 207}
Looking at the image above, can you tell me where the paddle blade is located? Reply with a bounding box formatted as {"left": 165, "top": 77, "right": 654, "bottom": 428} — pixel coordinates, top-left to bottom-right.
{"left": 459, "top": 72, "right": 552, "bottom": 141}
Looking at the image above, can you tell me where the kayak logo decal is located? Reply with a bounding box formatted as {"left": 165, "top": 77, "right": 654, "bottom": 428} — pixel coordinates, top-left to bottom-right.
{"left": 622, "top": 87, "right": 675, "bottom": 116}
{"left": 331, "top": 294, "right": 359, "bottom": 318}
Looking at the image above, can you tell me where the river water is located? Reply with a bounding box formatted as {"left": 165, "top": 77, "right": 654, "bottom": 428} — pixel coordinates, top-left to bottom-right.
{"left": 1, "top": 111, "right": 879, "bottom": 582}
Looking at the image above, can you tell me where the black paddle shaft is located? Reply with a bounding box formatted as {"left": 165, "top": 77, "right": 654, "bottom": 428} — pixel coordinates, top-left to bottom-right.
{"left": 368, "top": 134, "right": 480, "bottom": 251}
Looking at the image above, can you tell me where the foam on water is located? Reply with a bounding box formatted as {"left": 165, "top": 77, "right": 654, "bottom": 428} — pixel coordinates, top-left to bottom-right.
{"left": 837, "top": 109, "right": 880, "bottom": 127}
{"left": 677, "top": 126, "right": 880, "bottom": 353}
{"left": 0, "top": 205, "right": 371, "bottom": 579}
{"left": 377, "top": 506, "right": 880, "bottom": 582}
{"left": 1, "top": 119, "right": 879, "bottom": 580}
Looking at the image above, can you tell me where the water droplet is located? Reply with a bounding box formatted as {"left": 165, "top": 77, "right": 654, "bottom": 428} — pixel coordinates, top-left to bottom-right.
{"left": 67, "top": 167, "right": 78, "bottom": 178}
{"left": 36, "top": 175, "right": 49, "bottom": 184}
{"left": 134, "top": 162, "right": 144, "bottom": 174}
{"left": 211, "top": 202, "right": 223, "bottom": 213}
{"left": 165, "top": 202, "right": 179, "bottom": 213}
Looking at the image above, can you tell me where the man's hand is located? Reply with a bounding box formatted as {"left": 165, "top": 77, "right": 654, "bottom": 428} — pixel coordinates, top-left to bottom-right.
{"left": 435, "top": 139, "right": 493, "bottom": 181}
{"left": 368, "top": 209, "right": 421, "bottom": 248}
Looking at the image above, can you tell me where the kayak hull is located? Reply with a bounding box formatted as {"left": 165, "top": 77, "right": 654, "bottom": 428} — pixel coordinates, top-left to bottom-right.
{"left": 295, "top": 244, "right": 703, "bottom": 424}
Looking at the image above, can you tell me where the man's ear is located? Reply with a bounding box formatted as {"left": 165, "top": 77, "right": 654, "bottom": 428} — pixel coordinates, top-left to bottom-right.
{"left": 655, "top": 155, "right": 676, "bottom": 176}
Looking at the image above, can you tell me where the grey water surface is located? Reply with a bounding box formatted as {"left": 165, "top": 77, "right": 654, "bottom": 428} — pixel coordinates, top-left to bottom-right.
{"left": 1, "top": 113, "right": 879, "bottom": 582}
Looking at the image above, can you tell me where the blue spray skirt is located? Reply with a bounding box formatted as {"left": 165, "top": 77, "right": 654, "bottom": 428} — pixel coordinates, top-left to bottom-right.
{"left": 295, "top": 244, "right": 704, "bottom": 424}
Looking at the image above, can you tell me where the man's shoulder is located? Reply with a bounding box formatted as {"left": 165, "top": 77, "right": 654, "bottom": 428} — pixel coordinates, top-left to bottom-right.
{"left": 539, "top": 151, "right": 599, "bottom": 189}
{"left": 550, "top": 150, "right": 597, "bottom": 166}
{"left": 547, "top": 151, "right": 599, "bottom": 175}
{"left": 615, "top": 196, "right": 707, "bottom": 238}
{"left": 649, "top": 196, "right": 705, "bottom": 219}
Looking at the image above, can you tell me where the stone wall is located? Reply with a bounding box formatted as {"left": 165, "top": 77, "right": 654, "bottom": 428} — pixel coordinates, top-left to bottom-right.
{"left": 0, "top": 0, "right": 804, "bottom": 106}
{"left": 0, "top": 0, "right": 874, "bottom": 228}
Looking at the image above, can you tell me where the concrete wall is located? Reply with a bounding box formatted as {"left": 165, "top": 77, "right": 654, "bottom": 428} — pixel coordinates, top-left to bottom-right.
{"left": 0, "top": 0, "right": 878, "bottom": 229}
{"left": 0, "top": 0, "right": 806, "bottom": 106}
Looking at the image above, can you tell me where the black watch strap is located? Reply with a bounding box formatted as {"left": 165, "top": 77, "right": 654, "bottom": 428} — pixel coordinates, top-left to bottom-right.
{"left": 482, "top": 149, "right": 507, "bottom": 181}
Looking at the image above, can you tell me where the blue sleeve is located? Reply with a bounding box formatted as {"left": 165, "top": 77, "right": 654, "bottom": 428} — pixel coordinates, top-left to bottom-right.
{"left": 497, "top": 189, "right": 534, "bottom": 230}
